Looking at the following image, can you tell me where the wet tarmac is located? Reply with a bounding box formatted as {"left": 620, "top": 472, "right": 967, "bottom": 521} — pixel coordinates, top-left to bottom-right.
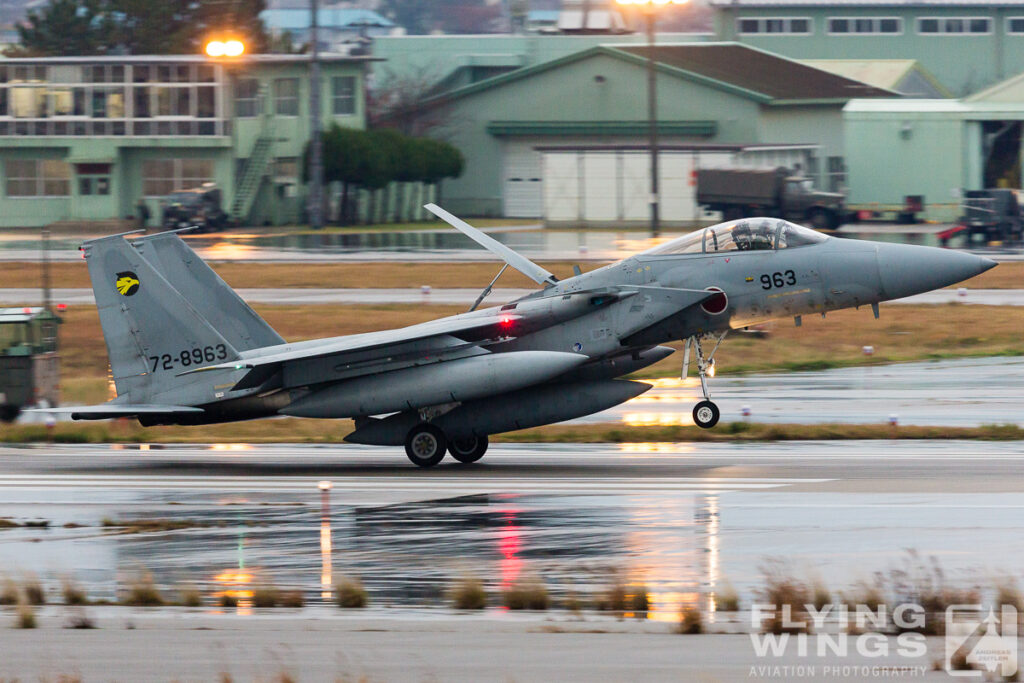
{"left": 586, "top": 356, "right": 1024, "bottom": 427}
{"left": 1, "top": 440, "right": 1023, "bottom": 624}
{"left": 3, "top": 225, "right": 1021, "bottom": 262}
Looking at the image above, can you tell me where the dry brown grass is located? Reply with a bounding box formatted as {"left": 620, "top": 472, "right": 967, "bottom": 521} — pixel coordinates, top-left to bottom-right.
{"left": 0, "top": 260, "right": 593, "bottom": 290}
{"left": 15, "top": 600, "right": 36, "bottom": 629}
{"left": 178, "top": 585, "right": 202, "bottom": 607}
{"left": 715, "top": 580, "right": 740, "bottom": 612}
{"left": 21, "top": 574, "right": 45, "bottom": 605}
{"left": 677, "top": 605, "right": 704, "bottom": 634}
{"left": 758, "top": 561, "right": 812, "bottom": 635}
{"left": 502, "top": 579, "right": 550, "bottom": 610}
{"left": 121, "top": 571, "right": 164, "bottom": 607}
{"left": 335, "top": 576, "right": 368, "bottom": 608}
{"left": 61, "top": 577, "right": 87, "bottom": 606}
{"left": 450, "top": 576, "right": 486, "bottom": 611}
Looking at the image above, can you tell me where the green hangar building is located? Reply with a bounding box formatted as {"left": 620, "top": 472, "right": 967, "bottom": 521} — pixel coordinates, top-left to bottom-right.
{"left": 0, "top": 54, "right": 371, "bottom": 228}
{"left": 711, "top": 0, "right": 1024, "bottom": 96}
{"left": 845, "top": 73, "right": 1024, "bottom": 222}
{"left": 429, "top": 43, "right": 894, "bottom": 221}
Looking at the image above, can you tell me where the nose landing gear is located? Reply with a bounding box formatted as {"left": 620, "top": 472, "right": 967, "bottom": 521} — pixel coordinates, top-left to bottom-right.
{"left": 683, "top": 332, "right": 727, "bottom": 429}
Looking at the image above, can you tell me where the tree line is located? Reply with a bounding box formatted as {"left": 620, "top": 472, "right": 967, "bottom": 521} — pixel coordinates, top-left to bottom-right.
{"left": 307, "top": 125, "right": 464, "bottom": 225}
{"left": 10, "top": 0, "right": 268, "bottom": 56}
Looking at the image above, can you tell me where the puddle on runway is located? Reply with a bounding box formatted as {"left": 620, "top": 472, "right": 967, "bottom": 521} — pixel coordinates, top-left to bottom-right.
{"left": 1, "top": 483, "right": 1021, "bottom": 620}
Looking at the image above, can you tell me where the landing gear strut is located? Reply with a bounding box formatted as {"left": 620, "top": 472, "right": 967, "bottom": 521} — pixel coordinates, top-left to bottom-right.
{"left": 683, "top": 332, "right": 727, "bottom": 429}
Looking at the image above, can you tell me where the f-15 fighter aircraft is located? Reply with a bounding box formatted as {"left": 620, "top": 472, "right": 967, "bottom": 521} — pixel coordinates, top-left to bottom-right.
{"left": 55, "top": 205, "right": 995, "bottom": 467}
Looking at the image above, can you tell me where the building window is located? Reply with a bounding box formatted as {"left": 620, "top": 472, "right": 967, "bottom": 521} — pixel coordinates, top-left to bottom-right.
{"left": 826, "top": 156, "right": 846, "bottom": 193}
{"left": 1009, "top": 17, "right": 1024, "bottom": 34}
{"left": 736, "top": 17, "right": 812, "bottom": 35}
{"left": 5, "top": 159, "right": 71, "bottom": 197}
{"left": 274, "top": 78, "right": 299, "bottom": 116}
{"left": 917, "top": 17, "right": 992, "bottom": 35}
{"left": 77, "top": 162, "right": 111, "bottom": 196}
{"left": 274, "top": 157, "right": 299, "bottom": 180}
{"left": 331, "top": 76, "right": 356, "bottom": 115}
{"left": 142, "top": 158, "right": 214, "bottom": 196}
{"left": 827, "top": 17, "right": 903, "bottom": 35}
{"left": 235, "top": 78, "right": 260, "bottom": 118}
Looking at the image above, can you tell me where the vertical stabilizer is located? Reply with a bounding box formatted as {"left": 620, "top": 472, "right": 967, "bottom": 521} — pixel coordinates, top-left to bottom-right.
{"left": 133, "top": 233, "right": 285, "bottom": 350}
{"left": 82, "top": 235, "right": 240, "bottom": 404}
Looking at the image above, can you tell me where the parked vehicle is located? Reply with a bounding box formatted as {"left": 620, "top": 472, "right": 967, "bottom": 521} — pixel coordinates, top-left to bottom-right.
{"left": 160, "top": 184, "right": 230, "bottom": 233}
{"left": 697, "top": 167, "right": 845, "bottom": 231}
{"left": 957, "top": 189, "right": 1023, "bottom": 245}
{"left": 0, "top": 307, "right": 61, "bottom": 422}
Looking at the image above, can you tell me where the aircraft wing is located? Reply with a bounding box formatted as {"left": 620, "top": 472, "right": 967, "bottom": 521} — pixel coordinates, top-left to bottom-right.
{"left": 424, "top": 203, "right": 558, "bottom": 286}
{"left": 178, "top": 309, "right": 523, "bottom": 390}
{"left": 26, "top": 404, "right": 204, "bottom": 420}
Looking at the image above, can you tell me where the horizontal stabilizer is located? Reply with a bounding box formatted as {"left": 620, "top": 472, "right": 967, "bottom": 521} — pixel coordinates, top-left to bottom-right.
{"left": 424, "top": 203, "right": 557, "bottom": 286}
{"left": 27, "top": 404, "right": 204, "bottom": 421}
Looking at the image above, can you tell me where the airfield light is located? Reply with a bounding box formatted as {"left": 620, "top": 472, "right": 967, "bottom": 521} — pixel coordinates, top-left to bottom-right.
{"left": 318, "top": 480, "right": 332, "bottom": 491}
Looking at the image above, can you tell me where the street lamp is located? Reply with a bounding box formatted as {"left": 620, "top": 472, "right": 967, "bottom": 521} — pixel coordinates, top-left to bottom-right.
{"left": 615, "top": 0, "right": 688, "bottom": 237}
{"left": 205, "top": 39, "right": 246, "bottom": 58}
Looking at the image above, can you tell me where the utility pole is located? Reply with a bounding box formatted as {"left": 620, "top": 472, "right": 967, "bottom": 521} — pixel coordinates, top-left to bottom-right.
{"left": 308, "top": 0, "right": 324, "bottom": 230}
{"left": 41, "top": 226, "right": 51, "bottom": 312}
{"left": 645, "top": 11, "right": 659, "bottom": 238}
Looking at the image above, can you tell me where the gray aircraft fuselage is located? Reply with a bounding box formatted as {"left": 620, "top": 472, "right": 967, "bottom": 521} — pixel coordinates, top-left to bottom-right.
{"left": 66, "top": 216, "right": 996, "bottom": 466}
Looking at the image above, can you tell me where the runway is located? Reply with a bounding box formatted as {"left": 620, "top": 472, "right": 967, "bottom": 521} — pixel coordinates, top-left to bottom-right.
{"left": 0, "top": 442, "right": 1021, "bottom": 681}
{"left": 2, "top": 441, "right": 1024, "bottom": 603}
{"left": 2, "top": 286, "right": 1020, "bottom": 306}
{"left": 588, "top": 356, "right": 1024, "bottom": 427}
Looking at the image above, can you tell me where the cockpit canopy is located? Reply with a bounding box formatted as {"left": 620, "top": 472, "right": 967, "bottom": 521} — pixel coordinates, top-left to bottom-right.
{"left": 641, "top": 218, "right": 829, "bottom": 256}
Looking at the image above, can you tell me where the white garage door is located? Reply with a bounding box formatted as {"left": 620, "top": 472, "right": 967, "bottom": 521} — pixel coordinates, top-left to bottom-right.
{"left": 502, "top": 142, "right": 543, "bottom": 218}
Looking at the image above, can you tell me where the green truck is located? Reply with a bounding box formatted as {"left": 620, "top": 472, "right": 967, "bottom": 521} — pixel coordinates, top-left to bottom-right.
{"left": 0, "top": 307, "right": 61, "bottom": 422}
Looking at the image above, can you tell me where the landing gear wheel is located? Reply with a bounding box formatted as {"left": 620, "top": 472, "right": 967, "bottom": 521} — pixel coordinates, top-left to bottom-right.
{"left": 448, "top": 435, "right": 488, "bottom": 464}
{"left": 405, "top": 423, "right": 447, "bottom": 468}
{"left": 692, "top": 400, "right": 720, "bottom": 429}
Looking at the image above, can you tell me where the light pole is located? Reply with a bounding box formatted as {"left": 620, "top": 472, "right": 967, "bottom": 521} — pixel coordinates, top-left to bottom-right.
{"left": 616, "top": 0, "right": 687, "bottom": 237}
{"left": 308, "top": 0, "right": 324, "bottom": 230}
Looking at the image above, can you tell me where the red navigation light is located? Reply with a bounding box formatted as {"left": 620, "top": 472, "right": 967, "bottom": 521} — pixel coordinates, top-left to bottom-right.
{"left": 22, "top": 307, "right": 31, "bottom": 314}
{"left": 500, "top": 316, "right": 513, "bottom": 327}
{"left": 56, "top": 303, "right": 67, "bottom": 312}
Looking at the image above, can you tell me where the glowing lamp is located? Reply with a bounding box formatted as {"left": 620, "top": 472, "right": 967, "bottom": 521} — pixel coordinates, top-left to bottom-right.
{"left": 205, "top": 39, "right": 244, "bottom": 58}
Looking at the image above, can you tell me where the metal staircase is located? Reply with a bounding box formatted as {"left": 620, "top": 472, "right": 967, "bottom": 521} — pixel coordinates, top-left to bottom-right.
{"left": 230, "top": 99, "right": 276, "bottom": 224}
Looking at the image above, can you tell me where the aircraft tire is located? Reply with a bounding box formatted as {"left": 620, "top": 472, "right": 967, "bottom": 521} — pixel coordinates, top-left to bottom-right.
{"left": 692, "top": 400, "right": 720, "bottom": 429}
{"left": 449, "top": 435, "right": 488, "bottom": 464}
{"left": 405, "top": 423, "right": 448, "bottom": 468}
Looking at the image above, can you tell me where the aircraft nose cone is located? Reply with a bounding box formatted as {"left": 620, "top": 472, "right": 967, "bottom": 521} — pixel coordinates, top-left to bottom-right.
{"left": 876, "top": 243, "right": 997, "bottom": 300}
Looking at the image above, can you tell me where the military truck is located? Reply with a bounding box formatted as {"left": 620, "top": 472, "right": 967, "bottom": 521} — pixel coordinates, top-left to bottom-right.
{"left": 160, "top": 184, "right": 230, "bottom": 233}
{"left": 0, "top": 307, "right": 61, "bottom": 422}
{"left": 697, "top": 167, "right": 845, "bottom": 231}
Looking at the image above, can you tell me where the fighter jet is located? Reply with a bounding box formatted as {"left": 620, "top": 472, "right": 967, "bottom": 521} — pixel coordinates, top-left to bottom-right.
{"left": 55, "top": 207, "right": 995, "bottom": 467}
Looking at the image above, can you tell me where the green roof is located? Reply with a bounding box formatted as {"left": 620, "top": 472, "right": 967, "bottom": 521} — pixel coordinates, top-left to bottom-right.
{"left": 432, "top": 42, "right": 897, "bottom": 106}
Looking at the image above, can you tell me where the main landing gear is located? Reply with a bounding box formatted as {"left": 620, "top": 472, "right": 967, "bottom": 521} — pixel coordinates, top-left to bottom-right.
{"left": 404, "top": 424, "right": 489, "bottom": 468}
{"left": 683, "top": 332, "right": 727, "bottom": 429}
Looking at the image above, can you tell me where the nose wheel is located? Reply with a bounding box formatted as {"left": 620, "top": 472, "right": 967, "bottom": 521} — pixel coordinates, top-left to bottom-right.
{"left": 692, "top": 400, "right": 720, "bottom": 429}
{"left": 683, "top": 332, "right": 727, "bottom": 430}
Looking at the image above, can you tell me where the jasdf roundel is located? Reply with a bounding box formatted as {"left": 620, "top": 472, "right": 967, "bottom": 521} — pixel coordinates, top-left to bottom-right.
{"left": 115, "top": 271, "right": 139, "bottom": 296}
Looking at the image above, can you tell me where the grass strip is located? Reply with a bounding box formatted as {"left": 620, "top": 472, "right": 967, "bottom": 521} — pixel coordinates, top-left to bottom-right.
{"left": 2, "top": 421, "right": 1021, "bottom": 444}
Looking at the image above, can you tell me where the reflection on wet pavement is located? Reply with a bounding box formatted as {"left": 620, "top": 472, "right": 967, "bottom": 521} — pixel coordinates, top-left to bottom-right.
{"left": 2, "top": 457, "right": 1022, "bottom": 623}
